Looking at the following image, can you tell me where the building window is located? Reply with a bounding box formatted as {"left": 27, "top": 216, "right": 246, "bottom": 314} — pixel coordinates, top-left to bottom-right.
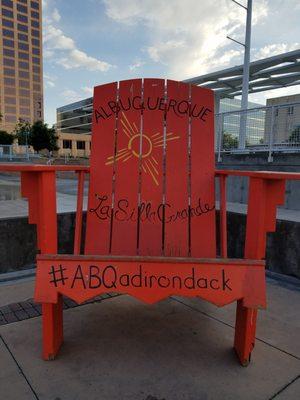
{"left": 20, "top": 107, "right": 30, "bottom": 116}
{"left": 3, "top": 29, "right": 14, "bottom": 38}
{"left": 77, "top": 141, "right": 85, "bottom": 150}
{"left": 33, "top": 84, "right": 40, "bottom": 91}
{"left": 2, "top": 19, "right": 14, "bottom": 28}
{"left": 18, "top": 0, "right": 28, "bottom": 3}
{"left": 4, "top": 68, "right": 15, "bottom": 76}
{"left": 18, "top": 42, "right": 29, "bottom": 51}
{"left": 18, "top": 33, "right": 28, "bottom": 41}
{"left": 20, "top": 98, "right": 30, "bottom": 106}
{"left": 17, "top": 14, "right": 28, "bottom": 23}
{"left": 3, "top": 58, "right": 15, "bottom": 67}
{"left": 17, "top": 4, "right": 28, "bottom": 13}
{"left": 3, "top": 48, "right": 14, "bottom": 57}
{"left": 31, "top": 38, "right": 39, "bottom": 46}
{"left": 4, "top": 87, "right": 16, "bottom": 96}
{"left": 18, "top": 23, "right": 28, "bottom": 32}
{"left": 4, "top": 97, "right": 16, "bottom": 105}
{"left": 2, "top": 0, "right": 13, "bottom": 7}
{"left": 33, "top": 74, "right": 40, "bottom": 82}
{"left": 19, "top": 89, "right": 30, "bottom": 97}
{"left": 32, "top": 47, "right": 40, "bottom": 55}
{"left": 32, "top": 57, "right": 40, "bottom": 65}
{"left": 3, "top": 38, "right": 14, "bottom": 48}
{"left": 63, "top": 140, "right": 72, "bottom": 149}
{"left": 5, "top": 105, "right": 16, "bottom": 114}
{"left": 31, "top": 29, "right": 39, "bottom": 37}
{"left": 275, "top": 108, "right": 279, "bottom": 116}
{"left": 31, "top": 1, "right": 39, "bottom": 10}
{"left": 4, "top": 77, "right": 15, "bottom": 85}
{"left": 287, "top": 106, "right": 294, "bottom": 115}
{"left": 5, "top": 115, "right": 17, "bottom": 123}
{"left": 31, "top": 19, "right": 39, "bottom": 28}
{"left": 2, "top": 8, "right": 13, "bottom": 18}
{"left": 19, "top": 61, "right": 29, "bottom": 69}
{"left": 19, "top": 80, "right": 30, "bottom": 88}
{"left": 31, "top": 10, "right": 39, "bottom": 18}
{"left": 32, "top": 65, "right": 39, "bottom": 73}
{"left": 19, "top": 70, "right": 29, "bottom": 79}
{"left": 19, "top": 51, "right": 29, "bottom": 60}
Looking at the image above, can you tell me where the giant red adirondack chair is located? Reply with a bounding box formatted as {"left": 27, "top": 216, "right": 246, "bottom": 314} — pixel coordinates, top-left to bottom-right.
{"left": 1, "top": 79, "right": 299, "bottom": 365}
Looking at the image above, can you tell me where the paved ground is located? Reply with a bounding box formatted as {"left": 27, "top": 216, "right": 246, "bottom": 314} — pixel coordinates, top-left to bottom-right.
{"left": 0, "top": 275, "right": 299, "bottom": 400}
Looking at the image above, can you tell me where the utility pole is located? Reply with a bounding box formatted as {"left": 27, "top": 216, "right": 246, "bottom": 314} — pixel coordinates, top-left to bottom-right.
{"left": 227, "top": 0, "right": 252, "bottom": 150}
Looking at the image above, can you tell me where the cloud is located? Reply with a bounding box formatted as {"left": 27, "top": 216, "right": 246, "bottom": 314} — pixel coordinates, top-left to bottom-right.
{"left": 104, "top": 0, "right": 269, "bottom": 78}
{"left": 81, "top": 86, "right": 94, "bottom": 96}
{"left": 52, "top": 8, "right": 61, "bottom": 22}
{"left": 129, "top": 59, "right": 145, "bottom": 71}
{"left": 61, "top": 89, "right": 83, "bottom": 103}
{"left": 253, "top": 43, "right": 300, "bottom": 60}
{"left": 43, "top": 3, "right": 113, "bottom": 72}
{"left": 44, "top": 73, "right": 56, "bottom": 88}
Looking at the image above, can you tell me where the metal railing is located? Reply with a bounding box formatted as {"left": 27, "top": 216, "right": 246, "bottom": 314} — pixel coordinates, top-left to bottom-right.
{"left": 0, "top": 145, "right": 37, "bottom": 161}
{"left": 215, "top": 101, "right": 300, "bottom": 161}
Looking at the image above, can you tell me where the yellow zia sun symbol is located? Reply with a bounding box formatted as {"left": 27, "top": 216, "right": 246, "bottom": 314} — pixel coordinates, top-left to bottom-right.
{"left": 105, "top": 112, "right": 180, "bottom": 186}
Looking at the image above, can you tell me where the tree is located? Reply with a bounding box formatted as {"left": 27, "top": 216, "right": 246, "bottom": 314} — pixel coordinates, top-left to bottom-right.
{"left": 222, "top": 131, "right": 238, "bottom": 150}
{"left": 29, "top": 120, "right": 59, "bottom": 152}
{"left": 14, "top": 119, "right": 32, "bottom": 145}
{"left": 0, "top": 130, "right": 14, "bottom": 145}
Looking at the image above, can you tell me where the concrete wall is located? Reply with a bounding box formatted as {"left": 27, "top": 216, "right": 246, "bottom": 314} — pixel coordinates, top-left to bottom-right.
{"left": 216, "top": 153, "right": 300, "bottom": 210}
{"left": 0, "top": 211, "right": 299, "bottom": 279}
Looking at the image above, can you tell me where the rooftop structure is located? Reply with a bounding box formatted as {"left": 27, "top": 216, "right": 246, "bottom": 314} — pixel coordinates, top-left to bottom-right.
{"left": 184, "top": 49, "right": 300, "bottom": 100}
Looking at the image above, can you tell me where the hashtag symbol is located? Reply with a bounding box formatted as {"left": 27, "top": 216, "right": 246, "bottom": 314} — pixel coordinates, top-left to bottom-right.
{"left": 49, "top": 264, "right": 68, "bottom": 287}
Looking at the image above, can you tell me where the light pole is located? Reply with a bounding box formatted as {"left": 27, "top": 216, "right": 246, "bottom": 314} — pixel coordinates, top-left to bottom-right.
{"left": 227, "top": 0, "right": 252, "bottom": 150}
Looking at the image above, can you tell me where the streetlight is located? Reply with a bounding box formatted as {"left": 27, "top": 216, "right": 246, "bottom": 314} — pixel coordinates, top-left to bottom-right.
{"left": 227, "top": 0, "right": 252, "bottom": 150}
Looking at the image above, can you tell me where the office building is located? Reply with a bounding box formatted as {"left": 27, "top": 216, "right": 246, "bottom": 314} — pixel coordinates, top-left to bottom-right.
{"left": 0, "top": 0, "right": 43, "bottom": 133}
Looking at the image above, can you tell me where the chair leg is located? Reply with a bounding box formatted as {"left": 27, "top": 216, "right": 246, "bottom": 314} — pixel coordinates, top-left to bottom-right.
{"left": 42, "top": 295, "right": 64, "bottom": 360}
{"left": 234, "top": 300, "right": 257, "bottom": 366}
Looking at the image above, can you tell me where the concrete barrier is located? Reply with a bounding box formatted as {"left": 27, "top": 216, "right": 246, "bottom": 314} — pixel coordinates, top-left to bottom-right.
{"left": 217, "top": 153, "right": 300, "bottom": 210}
{"left": 0, "top": 211, "right": 299, "bottom": 279}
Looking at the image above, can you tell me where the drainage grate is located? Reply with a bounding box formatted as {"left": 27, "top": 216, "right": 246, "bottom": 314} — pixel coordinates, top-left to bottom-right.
{"left": 0, "top": 293, "right": 121, "bottom": 326}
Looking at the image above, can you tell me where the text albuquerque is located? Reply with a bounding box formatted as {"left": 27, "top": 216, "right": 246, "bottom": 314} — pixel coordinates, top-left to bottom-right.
{"left": 94, "top": 96, "right": 212, "bottom": 123}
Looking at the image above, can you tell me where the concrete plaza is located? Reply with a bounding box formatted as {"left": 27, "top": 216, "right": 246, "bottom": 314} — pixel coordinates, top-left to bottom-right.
{"left": 0, "top": 273, "right": 299, "bottom": 400}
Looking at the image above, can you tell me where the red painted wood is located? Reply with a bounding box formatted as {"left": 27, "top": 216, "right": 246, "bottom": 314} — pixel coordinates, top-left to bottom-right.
{"left": 234, "top": 176, "right": 286, "bottom": 366}
{"left": 0, "top": 165, "right": 89, "bottom": 172}
{"left": 219, "top": 175, "right": 228, "bottom": 258}
{"left": 190, "top": 86, "right": 216, "bottom": 257}
{"left": 85, "top": 82, "right": 118, "bottom": 255}
{"left": 216, "top": 170, "right": 300, "bottom": 180}
{"left": 139, "top": 78, "right": 165, "bottom": 255}
{"left": 35, "top": 256, "right": 266, "bottom": 307}
{"left": 164, "top": 80, "right": 190, "bottom": 256}
{"left": 74, "top": 171, "right": 85, "bottom": 255}
{"left": 111, "top": 79, "right": 142, "bottom": 255}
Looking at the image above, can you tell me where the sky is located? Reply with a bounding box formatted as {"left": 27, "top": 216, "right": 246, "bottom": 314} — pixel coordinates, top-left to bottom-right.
{"left": 42, "top": 0, "right": 300, "bottom": 125}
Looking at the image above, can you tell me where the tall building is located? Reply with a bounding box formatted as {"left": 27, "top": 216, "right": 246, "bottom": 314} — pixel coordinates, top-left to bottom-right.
{"left": 0, "top": 0, "right": 43, "bottom": 133}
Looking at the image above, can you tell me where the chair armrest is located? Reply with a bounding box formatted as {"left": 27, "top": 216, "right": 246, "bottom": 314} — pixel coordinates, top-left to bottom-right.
{"left": 215, "top": 169, "right": 300, "bottom": 260}
{"left": 215, "top": 169, "right": 300, "bottom": 180}
{"left": 0, "top": 164, "right": 89, "bottom": 254}
{"left": 0, "top": 164, "right": 90, "bottom": 173}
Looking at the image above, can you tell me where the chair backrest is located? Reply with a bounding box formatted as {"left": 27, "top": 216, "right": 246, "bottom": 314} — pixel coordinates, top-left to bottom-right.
{"left": 85, "top": 79, "right": 216, "bottom": 258}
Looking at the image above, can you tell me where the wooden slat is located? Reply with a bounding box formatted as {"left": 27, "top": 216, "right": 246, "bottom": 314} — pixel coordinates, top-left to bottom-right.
{"left": 139, "top": 78, "right": 165, "bottom": 255}
{"left": 111, "top": 79, "right": 142, "bottom": 255}
{"left": 164, "top": 80, "right": 189, "bottom": 256}
{"left": 85, "top": 82, "right": 117, "bottom": 255}
{"left": 190, "top": 86, "right": 216, "bottom": 257}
